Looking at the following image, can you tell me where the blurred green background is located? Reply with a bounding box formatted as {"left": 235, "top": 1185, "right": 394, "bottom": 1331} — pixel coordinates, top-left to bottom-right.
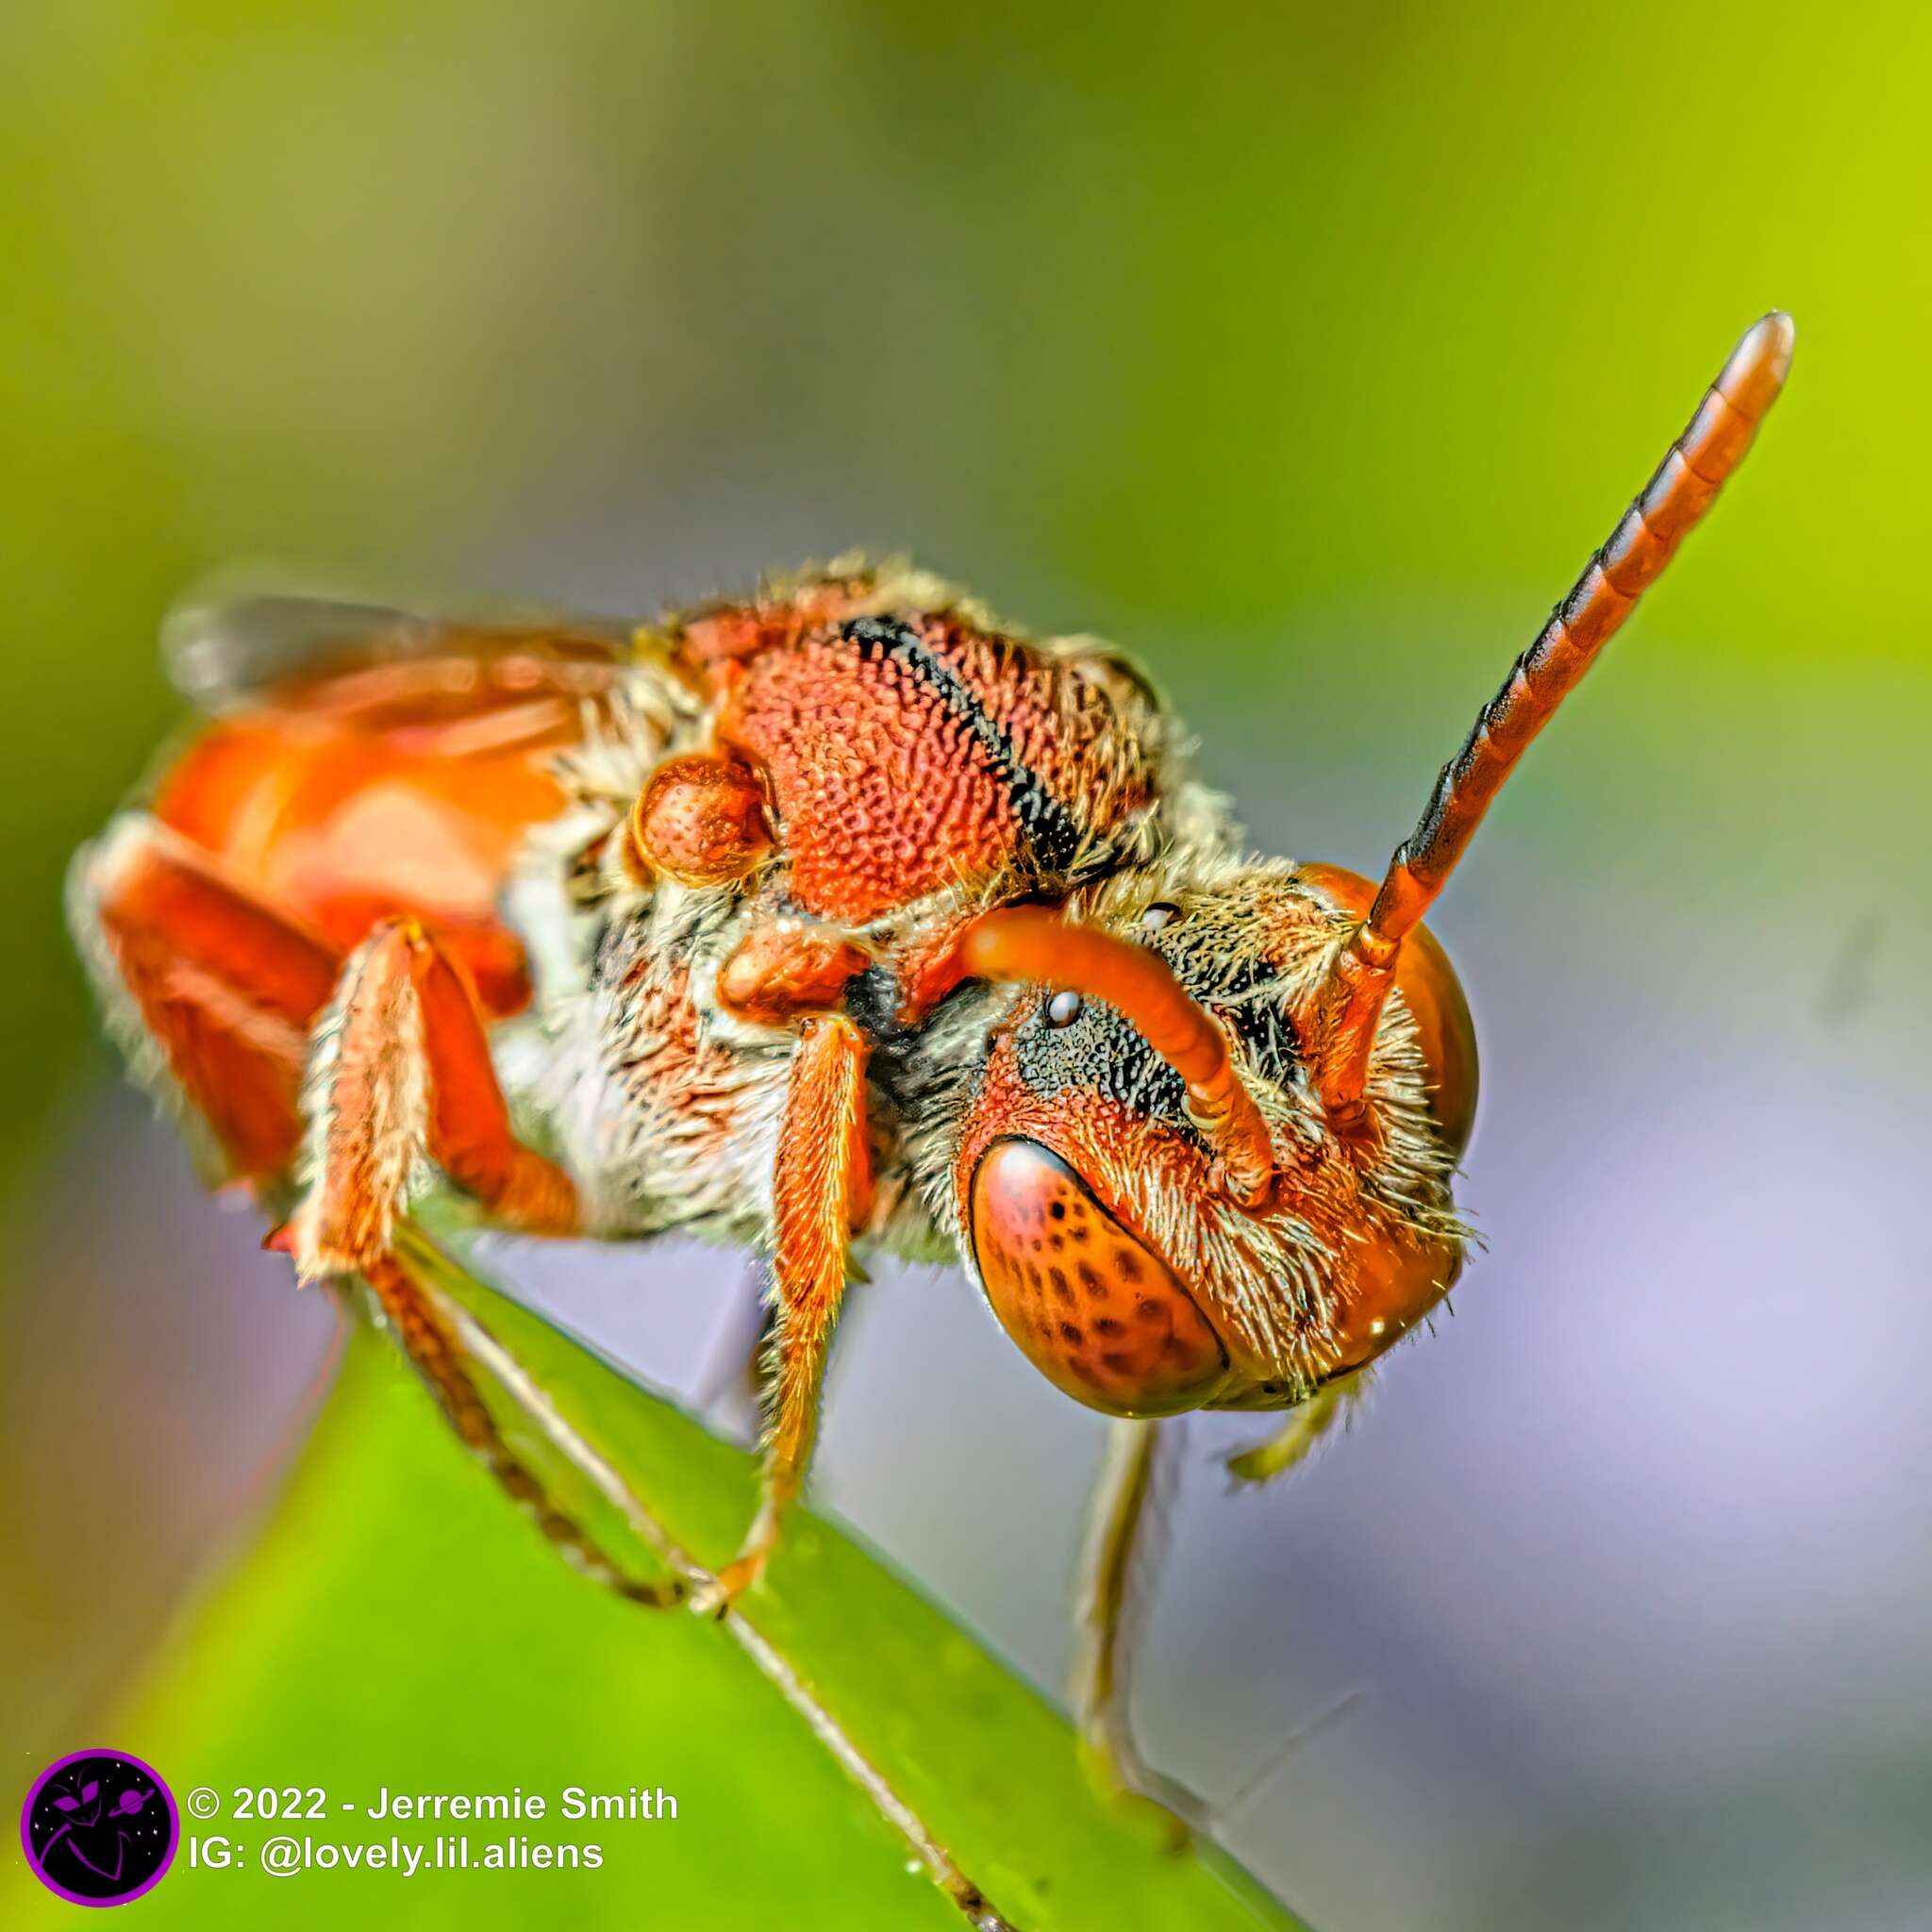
{"left": 4, "top": 4, "right": 1929, "bottom": 1929}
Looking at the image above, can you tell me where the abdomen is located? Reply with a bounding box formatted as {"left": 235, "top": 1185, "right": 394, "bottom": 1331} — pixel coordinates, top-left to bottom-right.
{"left": 150, "top": 655, "right": 597, "bottom": 1017}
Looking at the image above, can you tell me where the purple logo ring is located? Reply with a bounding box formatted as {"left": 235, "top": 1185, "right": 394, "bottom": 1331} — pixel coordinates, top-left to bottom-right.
{"left": 20, "top": 1750, "right": 179, "bottom": 1907}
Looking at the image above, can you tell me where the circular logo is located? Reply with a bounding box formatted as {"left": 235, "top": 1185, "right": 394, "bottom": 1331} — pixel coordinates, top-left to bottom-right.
{"left": 20, "top": 1751, "right": 178, "bottom": 1907}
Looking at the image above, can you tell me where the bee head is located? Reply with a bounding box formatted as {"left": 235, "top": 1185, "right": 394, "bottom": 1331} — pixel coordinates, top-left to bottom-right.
{"left": 947, "top": 864, "right": 1475, "bottom": 1416}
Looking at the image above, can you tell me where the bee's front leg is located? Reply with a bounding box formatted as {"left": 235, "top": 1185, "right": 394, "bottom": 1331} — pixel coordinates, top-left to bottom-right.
{"left": 694, "top": 1012, "right": 871, "bottom": 1613}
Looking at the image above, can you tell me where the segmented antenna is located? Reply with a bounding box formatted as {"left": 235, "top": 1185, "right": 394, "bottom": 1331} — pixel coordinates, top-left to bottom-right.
{"left": 1319, "top": 312, "right": 1795, "bottom": 1124}
{"left": 961, "top": 907, "right": 1275, "bottom": 1207}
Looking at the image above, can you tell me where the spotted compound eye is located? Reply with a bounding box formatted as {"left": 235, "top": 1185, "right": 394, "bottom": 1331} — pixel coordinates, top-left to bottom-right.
{"left": 1046, "top": 989, "right": 1082, "bottom": 1026}
{"left": 969, "top": 1138, "right": 1229, "bottom": 1417}
{"left": 1140, "top": 902, "right": 1180, "bottom": 930}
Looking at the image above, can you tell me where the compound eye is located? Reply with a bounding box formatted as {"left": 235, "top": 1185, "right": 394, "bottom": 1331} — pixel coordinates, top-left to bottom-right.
{"left": 1140, "top": 902, "right": 1180, "bottom": 931}
{"left": 1046, "top": 989, "right": 1083, "bottom": 1027}
{"left": 969, "top": 1139, "right": 1229, "bottom": 1416}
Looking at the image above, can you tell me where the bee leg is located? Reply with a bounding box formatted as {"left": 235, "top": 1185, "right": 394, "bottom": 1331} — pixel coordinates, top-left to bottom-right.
{"left": 274, "top": 915, "right": 578, "bottom": 1275}
{"left": 694, "top": 1014, "right": 870, "bottom": 1612}
{"left": 70, "top": 819, "right": 671, "bottom": 1606}
{"left": 1224, "top": 1378, "right": 1356, "bottom": 1489}
{"left": 358, "top": 1242, "right": 684, "bottom": 1607}
{"left": 70, "top": 813, "right": 343, "bottom": 1181}
{"left": 1073, "top": 1418, "right": 1203, "bottom": 1843}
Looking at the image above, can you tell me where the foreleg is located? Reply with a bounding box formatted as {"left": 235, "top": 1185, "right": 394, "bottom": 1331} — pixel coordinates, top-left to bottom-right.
{"left": 700, "top": 1014, "right": 870, "bottom": 1607}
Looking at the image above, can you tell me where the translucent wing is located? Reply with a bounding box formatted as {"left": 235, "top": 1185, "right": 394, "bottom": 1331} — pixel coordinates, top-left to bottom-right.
{"left": 162, "top": 578, "right": 635, "bottom": 713}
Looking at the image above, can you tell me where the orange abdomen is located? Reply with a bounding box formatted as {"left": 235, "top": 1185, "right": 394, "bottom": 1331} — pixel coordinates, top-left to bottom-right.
{"left": 151, "top": 667, "right": 592, "bottom": 1016}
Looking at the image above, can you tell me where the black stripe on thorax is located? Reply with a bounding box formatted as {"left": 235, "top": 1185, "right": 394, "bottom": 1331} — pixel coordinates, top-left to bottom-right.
{"left": 842, "top": 615, "right": 1082, "bottom": 874}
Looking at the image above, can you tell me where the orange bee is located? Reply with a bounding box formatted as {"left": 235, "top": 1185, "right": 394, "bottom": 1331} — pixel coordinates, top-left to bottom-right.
{"left": 69, "top": 314, "right": 1791, "bottom": 1807}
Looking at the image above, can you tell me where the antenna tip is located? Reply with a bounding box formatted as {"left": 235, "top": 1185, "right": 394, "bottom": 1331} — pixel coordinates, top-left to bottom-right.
{"left": 1719, "top": 311, "right": 1796, "bottom": 417}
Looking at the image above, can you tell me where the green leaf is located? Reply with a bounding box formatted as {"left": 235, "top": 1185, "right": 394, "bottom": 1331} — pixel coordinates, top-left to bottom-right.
{"left": 7, "top": 1232, "right": 1306, "bottom": 1931}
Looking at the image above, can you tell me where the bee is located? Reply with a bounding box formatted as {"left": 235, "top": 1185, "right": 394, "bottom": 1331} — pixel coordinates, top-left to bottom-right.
{"left": 68, "top": 314, "right": 1791, "bottom": 1809}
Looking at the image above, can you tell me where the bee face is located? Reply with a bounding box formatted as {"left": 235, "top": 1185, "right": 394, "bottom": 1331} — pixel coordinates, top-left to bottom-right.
{"left": 952, "top": 867, "right": 1474, "bottom": 1415}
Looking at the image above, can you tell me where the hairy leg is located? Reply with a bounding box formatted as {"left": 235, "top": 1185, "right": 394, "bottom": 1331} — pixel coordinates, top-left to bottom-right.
{"left": 73, "top": 814, "right": 575, "bottom": 1246}
{"left": 360, "top": 1246, "right": 682, "bottom": 1605}
{"left": 275, "top": 916, "right": 576, "bottom": 1275}
{"left": 701, "top": 1013, "right": 870, "bottom": 1607}
{"left": 73, "top": 814, "right": 673, "bottom": 1604}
